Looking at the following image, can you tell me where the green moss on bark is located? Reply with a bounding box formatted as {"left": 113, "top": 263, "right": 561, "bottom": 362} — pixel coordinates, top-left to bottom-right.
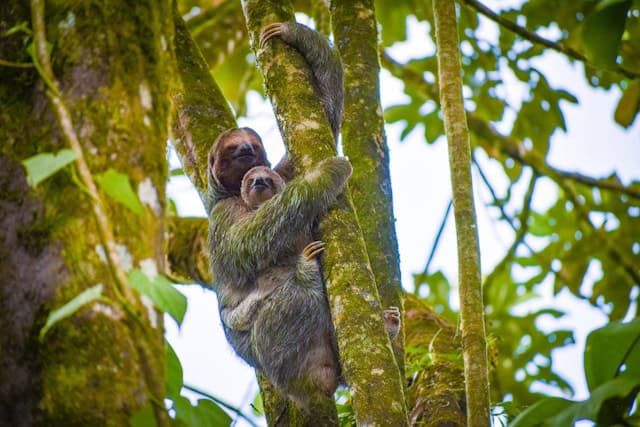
{"left": 1, "top": 0, "right": 175, "bottom": 424}
{"left": 331, "top": 0, "right": 405, "bottom": 380}
{"left": 433, "top": 0, "right": 490, "bottom": 425}
{"left": 171, "top": 10, "right": 237, "bottom": 200}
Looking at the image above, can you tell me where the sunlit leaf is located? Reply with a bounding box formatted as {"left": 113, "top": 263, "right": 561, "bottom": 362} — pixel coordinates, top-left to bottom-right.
{"left": 547, "top": 376, "right": 640, "bottom": 426}
{"left": 584, "top": 319, "right": 640, "bottom": 391}
{"left": 95, "top": 168, "right": 144, "bottom": 214}
{"left": 582, "top": 0, "right": 631, "bottom": 66}
{"left": 166, "top": 342, "right": 183, "bottom": 400}
{"left": 614, "top": 81, "right": 640, "bottom": 128}
{"left": 39, "top": 284, "right": 103, "bottom": 340}
{"left": 251, "top": 391, "right": 263, "bottom": 416}
{"left": 173, "top": 395, "right": 231, "bottom": 427}
{"left": 510, "top": 396, "right": 573, "bottom": 427}
{"left": 129, "top": 404, "right": 158, "bottom": 427}
{"left": 21, "top": 149, "right": 78, "bottom": 187}
{"left": 128, "top": 269, "right": 187, "bottom": 326}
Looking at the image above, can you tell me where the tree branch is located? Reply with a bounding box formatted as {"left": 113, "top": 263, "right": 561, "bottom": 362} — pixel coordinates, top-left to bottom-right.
{"left": 166, "top": 216, "right": 211, "bottom": 287}
{"left": 381, "top": 52, "right": 640, "bottom": 202}
{"left": 422, "top": 200, "right": 453, "bottom": 277}
{"left": 459, "top": 0, "right": 640, "bottom": 80}
{"left": 433, "top": 0, "right": 490, "bottom": 424}
{"left": 331, "top": 0, "right": 406, "bottom": 381}
{"left": 171, "top": 9, "right": 237, "bottom": 202}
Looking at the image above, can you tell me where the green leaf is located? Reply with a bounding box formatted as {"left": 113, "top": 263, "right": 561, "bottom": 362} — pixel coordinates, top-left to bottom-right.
{"left": 582, "top": 0, "right": 631, "bottom": 66}
{"left": 165, "top": 342, "right": 183, "bottom": 400}
{"left": 129, "top": 404, "right": 158, "bottom": 427}
{"left": 173, "top": 396, "right": 231, "bottom": 427}
{"left": 39, "top": 284, "right": 103, "bottom": 340}
{"left": 26, "top": 42, "right": 59, "bottom": 95}
{"left": 510, "top": 396, "right": 573, "bottom": 427}
{"left": 21, "top": 149, "right": 78, "bottom": 187}
{"left": 614, "top": 81, "right": 640, "bottom": 128}
{"left": 584, "top": 318, "right": 640, "bottom": 391}
{"left": 251, "top": 391, "right": 263, "bottom": 416}
{"left": 4, "top": 21, "right": 32, "bottom": 36}
{"left": 547, "top": 376, "right": 640, "bottom": 426}
{"left": 128, "top": 269, "right": 187, "bottom": 326}
{"left": 95, "top": 168, "right": 144, "bottom": 215}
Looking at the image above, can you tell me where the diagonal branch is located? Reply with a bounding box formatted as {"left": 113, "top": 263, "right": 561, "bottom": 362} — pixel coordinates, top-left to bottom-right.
{"left": 459, "top": 0, "right": 640, "bottom": 80}
{"left": 381, "top": 52, "right": 640, "bottom": 202}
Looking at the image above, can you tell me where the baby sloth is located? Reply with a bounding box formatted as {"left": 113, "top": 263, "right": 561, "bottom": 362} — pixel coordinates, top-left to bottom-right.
{"left": 221, "top": 165, "right": 341, "bottom": 405}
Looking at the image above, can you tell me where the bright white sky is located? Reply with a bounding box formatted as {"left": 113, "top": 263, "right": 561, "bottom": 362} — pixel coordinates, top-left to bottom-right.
{"left": 166, "top": 8, "right": 640, "bottom": 427}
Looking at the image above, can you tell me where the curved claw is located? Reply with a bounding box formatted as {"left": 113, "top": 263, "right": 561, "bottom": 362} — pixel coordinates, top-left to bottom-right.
{"left": 303, "top": 240, "right": 326, "bottom": 260}
{"left": 259, "top": 22, "right": 285, "bottom": 50}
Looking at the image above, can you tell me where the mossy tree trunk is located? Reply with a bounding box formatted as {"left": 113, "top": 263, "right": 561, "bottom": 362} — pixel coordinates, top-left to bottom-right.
{"left": 433, "top": 0, "right": 490, "bottom": 425}
{"left": 0, "top": 0, "right": 174, "bottom": 425}
{"left": 331, "top": 0, "right": 405, "bottom": 378}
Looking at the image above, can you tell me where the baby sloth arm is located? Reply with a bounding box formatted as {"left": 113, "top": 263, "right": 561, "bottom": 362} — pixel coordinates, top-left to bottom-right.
{"left": 212, "top": 157, "right": 351, "bottom": 278}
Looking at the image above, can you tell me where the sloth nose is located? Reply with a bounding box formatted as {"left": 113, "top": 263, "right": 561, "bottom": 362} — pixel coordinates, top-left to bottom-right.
{"left": 237, "top": 143, "right": 254, "bottom": 155}
{"left": 254, "top": 177, "right": 266, "bottom": 187}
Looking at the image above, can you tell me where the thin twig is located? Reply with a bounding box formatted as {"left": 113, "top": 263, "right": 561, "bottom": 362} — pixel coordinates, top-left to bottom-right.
{"left": 183, "top": 384, "right": 260, "bottom": 427}
{"left": 460, "top": 0, "right": 640, "bottom": 80}
{"left": 381, "top": 51, "right": 640, "bottom": 202}
{"left": 0, "top": 58, "right": 34, "bottom": 68}
{"left": 30, "top": 0, "right": 134, "bottom": 303}
{"left": 422, "top": 199, "right": 453, "bottom": 276}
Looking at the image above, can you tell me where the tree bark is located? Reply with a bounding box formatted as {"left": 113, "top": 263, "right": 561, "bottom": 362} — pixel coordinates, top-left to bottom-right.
{"left": 0, "top": 0, "right": 174, "bottom": 425}
{"left": 433, "top": 0, "right": 490, "bottom": 425}
{"left": 331, "top": 0, "right": 406, "bottom": 379}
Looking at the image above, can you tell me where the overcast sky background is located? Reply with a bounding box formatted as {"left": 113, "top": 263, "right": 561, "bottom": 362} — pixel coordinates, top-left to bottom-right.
{"left": 165, "top": 7, "right": 640, "bottom": 426}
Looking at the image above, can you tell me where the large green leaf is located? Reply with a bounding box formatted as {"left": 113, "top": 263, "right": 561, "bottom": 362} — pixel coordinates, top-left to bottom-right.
{"left": 582, "top": 0, "right": 631, "bottom": 66}
{"left": 21, "top": 149, "right": 78, "bottom": 187}
{"left": 39, "top": 284, "right": 103, "bottom": 340}
{"left": 547, "top": 376, "right": 640, "bottom": 426}
{"left": 584, "top": 319, "right": 640, "bottom": 391}
{"left": 510, "top": 396, "right": 573, "bottom": 427}
{"left": 95, "top": 168, "right": 144, "bottom": 215}
{"left": 166, "top": 342, "right": 184, "bottom": 400}
{"left": 173, "top": 396, "right": 231, "bottom": 427}
{"left": 128, "top": 269, "right": 187, "bottom": 326}
{"left": 129, "top": 404, "right": 158, "bottom": 427}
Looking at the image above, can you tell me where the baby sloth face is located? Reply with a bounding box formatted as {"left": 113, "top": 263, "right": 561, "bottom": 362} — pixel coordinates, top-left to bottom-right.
{"left": 241, "top": 166, "right": 285, "bottom": 209}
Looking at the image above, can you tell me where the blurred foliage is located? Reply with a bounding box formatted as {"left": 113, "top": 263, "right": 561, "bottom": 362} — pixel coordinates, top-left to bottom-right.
{"left": 175, "top": 0, "right": 639, "bottom": 423}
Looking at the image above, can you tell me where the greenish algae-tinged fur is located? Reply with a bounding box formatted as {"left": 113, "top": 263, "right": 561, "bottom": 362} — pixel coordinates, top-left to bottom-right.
{"left": 243, "top": 0, "right": 409, "bottom": 425}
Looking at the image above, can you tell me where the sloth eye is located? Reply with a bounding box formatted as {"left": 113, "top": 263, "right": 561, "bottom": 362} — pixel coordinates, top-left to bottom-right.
{"left": 266, "top": 178, "right": 273, "bottom": 185}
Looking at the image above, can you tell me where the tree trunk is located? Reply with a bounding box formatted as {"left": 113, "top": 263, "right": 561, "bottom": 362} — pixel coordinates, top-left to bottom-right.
{"left": 331, "top": 0, "right": 406, "bottom": 379}
{"left": 0, "top": 1, "right": 174, "bottom": 425}
{"left": 433, "top": 0, "right": 490, "bottom": 425}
